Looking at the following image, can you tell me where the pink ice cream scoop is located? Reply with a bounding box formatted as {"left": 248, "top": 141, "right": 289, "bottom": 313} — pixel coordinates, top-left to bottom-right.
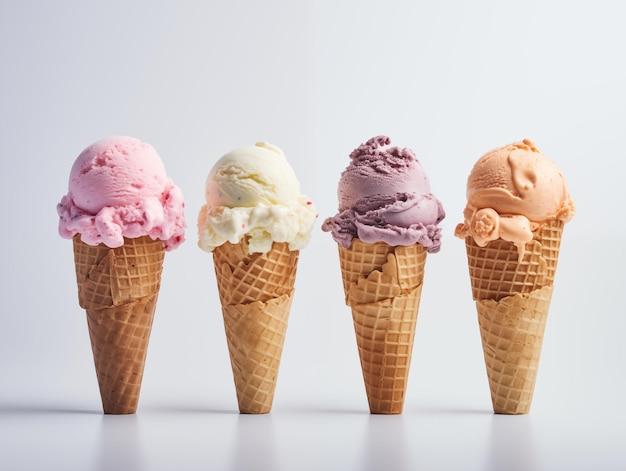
{"left": 322, "top": 135, "right": 445, "bottom": 252}
{"left": 57, "top": 136, "right": 186, "bottom": 250}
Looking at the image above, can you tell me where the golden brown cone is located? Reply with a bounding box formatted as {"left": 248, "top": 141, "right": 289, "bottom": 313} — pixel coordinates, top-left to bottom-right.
{"left": 213, "top": 238, "right": 299, "bottom": 414}
{"left": 73, "top": 235, "right": 164, "bottom": 414}
{"left": 463, "top": 219, "right": 563, "bottom": 414}
{"left": 477, "top": 286, "right": 553, "bottom": 414}
{"left": 338, "top": 239, "right": 426, "bottom": 414}
{"left": 213, "top": 237, "right": 298, "bottom": 306}
{"left": 465, "top": 220, "right": 563, "bottom": 302}
{"left": 221, "top": 296, "right": 292, "bottom": 414}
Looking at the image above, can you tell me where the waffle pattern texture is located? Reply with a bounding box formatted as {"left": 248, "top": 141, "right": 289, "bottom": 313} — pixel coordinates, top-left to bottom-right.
{"left": 73, "top": 235, "right": 164, "bottom": 414}
{"left": 465, "top": 220, "right": 563, "bottom": 301}
{"left": 339, "top": 239, "right": 426, "bottom": 414}
{"left": 213, "top": 238, "right": 299, "bottom": 414}
{"left": 463, "top": 220, "right": 563, "bottom": 414}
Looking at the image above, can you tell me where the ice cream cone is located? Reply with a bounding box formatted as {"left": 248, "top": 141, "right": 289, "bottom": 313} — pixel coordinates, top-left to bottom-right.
{"left": 72, "top": 235, "right": 164, "bottom": 414}
{"left": 476, "top": 286, "right": 553, "bottom": 414}
{"left": 338, "top": 238, "right": 426, "bottom": 414}
{"left": 464, "top": 219, "right": 563, "bottom": 414}
{"left": 213, "top": 237, "right": 299, "bottom": 414}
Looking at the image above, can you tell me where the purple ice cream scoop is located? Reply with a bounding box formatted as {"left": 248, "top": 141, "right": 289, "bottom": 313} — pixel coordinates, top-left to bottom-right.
{"left": 322, "top": 135, "right": 444, "bottom": 252}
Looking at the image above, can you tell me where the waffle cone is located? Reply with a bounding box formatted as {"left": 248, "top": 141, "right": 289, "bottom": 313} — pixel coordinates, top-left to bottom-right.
{"left": 338, "top": 239, "right": 427, "bottom": 414}
{"left": 463, "top": 219, "right": 564, "bottom": 414}
{"left": 465, "top": 220, "right": 563, "bottom": 302}
{"left": 213, "top": 238, "right": 299, "bottom": 414}
{"left": 73, "top": 235, "right": 164, "bottom": 414}
{"left": 477, "top": 286, "right": 553, "bottom": 414}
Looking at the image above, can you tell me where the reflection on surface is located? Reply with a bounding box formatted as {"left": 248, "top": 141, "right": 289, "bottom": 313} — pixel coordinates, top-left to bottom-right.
{"left": 361, "top": 415, "right": 410, "bottom": 471}
{"left": 229, "top": 414, "right": 278, "bottom": 471}
{"left": 96, "top": 415, "right": 145, "bottom": 471}
{"left": 487, "top": 414, "right": 536, "bottom": 471}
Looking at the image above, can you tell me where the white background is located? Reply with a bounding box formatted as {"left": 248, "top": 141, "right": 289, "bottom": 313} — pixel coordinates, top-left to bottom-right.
{"left": 1, "top": 1, "right": 624, "bottom": 470}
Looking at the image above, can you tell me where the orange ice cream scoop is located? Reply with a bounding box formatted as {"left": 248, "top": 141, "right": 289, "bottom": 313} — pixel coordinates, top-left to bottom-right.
{"left": 455, "top": 139, "right": 575, "bottom": 257}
